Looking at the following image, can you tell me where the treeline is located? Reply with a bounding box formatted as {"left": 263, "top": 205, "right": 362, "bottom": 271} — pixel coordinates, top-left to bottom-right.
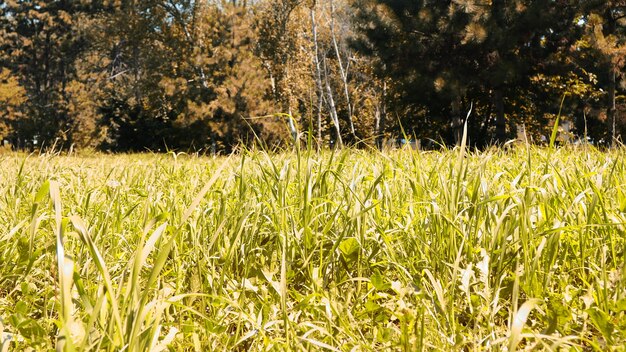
{"left": 0, "top": 1, "right": 624, "bottom": 152}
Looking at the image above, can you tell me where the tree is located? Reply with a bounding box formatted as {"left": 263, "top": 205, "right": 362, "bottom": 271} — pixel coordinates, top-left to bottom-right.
{"left": 256, "top": 0, "right": 303, "bottom": 115}
{"left": 352, "top": 0, "right": 580, "bottom": 146}
{"left": 0, "top": 68, "right": 26, "bottom": 141}
{"left": 201, "top": 3, "right": 284, "bottom": 150}
{"left": 0, "top": 0, "right": 91, "bottom": 148}
{"left": 85, "top": 0, "right": 284, "bottom": 152}
{"left": 464, "top": 1, "right": 581, "bottom": 143}
{"left": 352, "top": 0, "right": 478, "bottom": 144}
{"left": 583, "top": 1, "right": 626, "bottom": 146}
{"left": 258, "top": 0, "right": 375, "bottom": 149}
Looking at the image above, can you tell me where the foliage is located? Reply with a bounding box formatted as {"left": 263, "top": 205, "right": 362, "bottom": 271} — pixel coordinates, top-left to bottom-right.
{"left": 0, "top": 0, "right": 91, "bottom": 148}
{"left": 352, "top": 0, "right": 585, "bottom": 145}
{"left": 0, "top": 68, "right": 26, "bottom": 140}
{"left": 582, "top": 1, "right": 626, "bottom": 146}
{"left": 0, "top": 1, "right": 625, "bottom": 150}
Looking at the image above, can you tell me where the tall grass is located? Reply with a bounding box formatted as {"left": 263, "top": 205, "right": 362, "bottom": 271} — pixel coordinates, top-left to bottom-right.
{"left": 0, "top": 146, "right": 625, "bottom": 351}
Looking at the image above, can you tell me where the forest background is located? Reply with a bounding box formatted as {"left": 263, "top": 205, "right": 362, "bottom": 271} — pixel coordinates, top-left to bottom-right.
{"left": 0, "top": 0, "right": 625, "bottom": 153}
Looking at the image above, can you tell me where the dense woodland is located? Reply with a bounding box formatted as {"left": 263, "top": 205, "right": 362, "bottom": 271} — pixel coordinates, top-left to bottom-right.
{"left": 0, "top": 0, "right": 625, "bottom": 152}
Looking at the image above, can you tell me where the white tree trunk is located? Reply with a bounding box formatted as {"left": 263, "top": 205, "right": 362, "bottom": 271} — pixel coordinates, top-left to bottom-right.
{"left": 329, "top": 0, "right": 355, "bottom": 140}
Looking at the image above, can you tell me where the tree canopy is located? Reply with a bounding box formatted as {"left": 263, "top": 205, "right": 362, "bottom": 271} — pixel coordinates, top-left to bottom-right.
{"left": 1, "top": 0, "right": 624, "bottom": 151}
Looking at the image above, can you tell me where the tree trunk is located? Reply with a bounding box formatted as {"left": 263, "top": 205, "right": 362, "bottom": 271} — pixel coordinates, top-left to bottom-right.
{"left": 323, "top": 56, "right": 343, "bottom": 148}
{"left": 494, "top": 88, "right": 506, "bottom": 144}
{"left": 608, "top": 68, "right": 617, "bottom": 147}
{"left": 310, "top": 8, "right": 324, "bottom": 150}
{"left": 329, "top": 0, "right": 356, "bottom": 141}
{"left": 451, "top": 95, "right": 462, "bottom": 146}
{"left": 375, "top": 80, "right": 387, "bottom": 150}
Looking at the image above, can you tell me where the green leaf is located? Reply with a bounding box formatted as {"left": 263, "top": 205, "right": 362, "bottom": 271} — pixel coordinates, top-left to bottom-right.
{"left": 364, "top": 300, "right": 380, "bottom": 312}
{"left": 614, "top": 299, "right": 626, "bottom": 313}
{"left": 546, "top": 295, "right": 572, "bottom": 334}
{"left": 15, "top": 301, "right": 28, "bottom": 315}
{"left": 338, "top": 238, "right": 360, "bottom": 258}
{"left": 34, "top": 180, "right": 50, "bottom": 204}
{"left": 587, "top": 307, "right": 614, "bottom": 344}
{"left": 370, "top": 272, "right": 390, "bottom": 291}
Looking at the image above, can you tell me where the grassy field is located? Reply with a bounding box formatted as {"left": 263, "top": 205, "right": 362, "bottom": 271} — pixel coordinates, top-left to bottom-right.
{"left": 0, "top": 145, "right": 625, "bottom": 351}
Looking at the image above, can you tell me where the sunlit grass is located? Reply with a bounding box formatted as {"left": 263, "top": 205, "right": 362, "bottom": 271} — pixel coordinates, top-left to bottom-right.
{"left": 0, "top": 145, "right": 625, "bottom": 351}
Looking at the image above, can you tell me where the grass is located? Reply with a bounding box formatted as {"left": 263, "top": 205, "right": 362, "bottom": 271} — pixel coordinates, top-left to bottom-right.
{"left": 0, "top": 145, "right": 625, "bottom": 351}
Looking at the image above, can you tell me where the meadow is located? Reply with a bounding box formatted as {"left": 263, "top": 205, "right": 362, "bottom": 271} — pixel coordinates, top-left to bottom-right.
{"left": 0, "top": 144, "right": 625, "bottom": 351}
